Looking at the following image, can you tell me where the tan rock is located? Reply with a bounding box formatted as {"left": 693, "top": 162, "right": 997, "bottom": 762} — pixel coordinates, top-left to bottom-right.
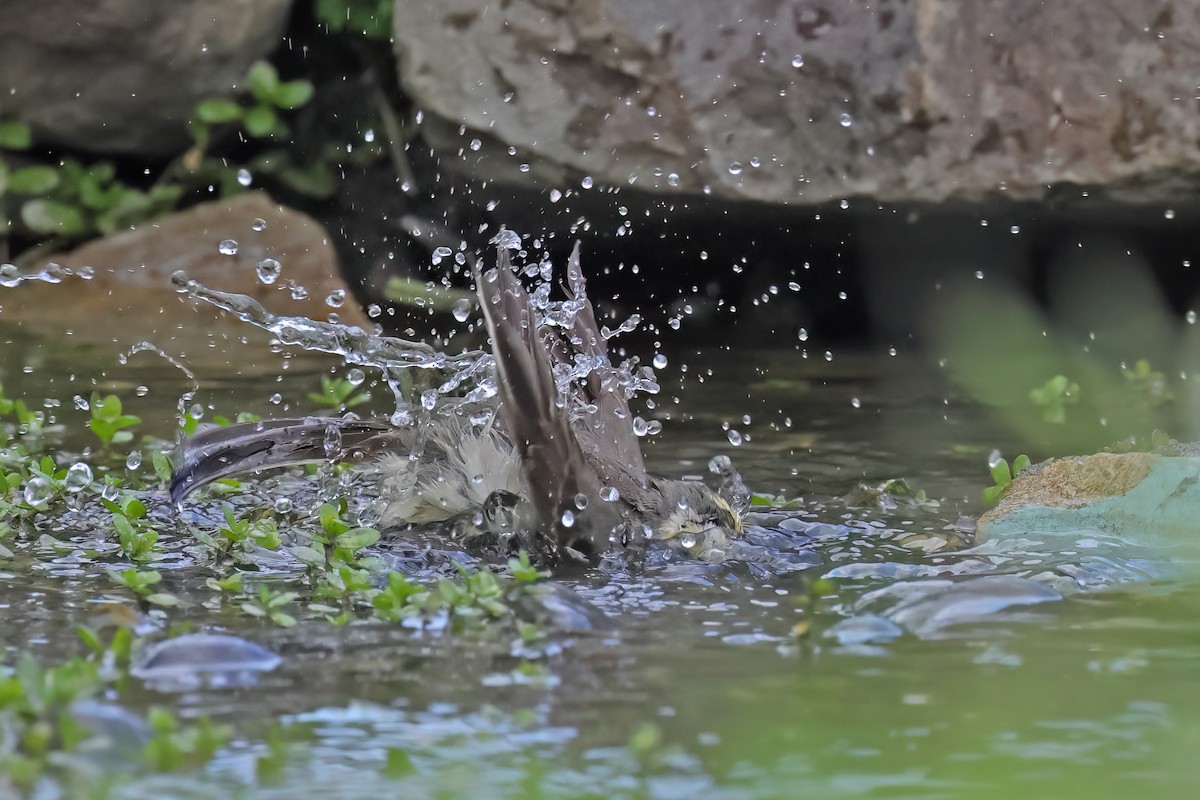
{"left": 0, "top": 193, "right": 369, "bottom": 366}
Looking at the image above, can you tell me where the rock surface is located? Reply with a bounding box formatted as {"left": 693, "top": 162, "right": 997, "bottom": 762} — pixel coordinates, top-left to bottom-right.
{"left": 395, "top": 0, "right": 1200, "bottom": 205}
{"left": 979, "top": 449, "right": 1200, "bottom": 546}
{"left": 0, "top": 192, "right": 370, "bottom": 362}
{"left": 0, "top": 0, "right": 293, "bottom": 156}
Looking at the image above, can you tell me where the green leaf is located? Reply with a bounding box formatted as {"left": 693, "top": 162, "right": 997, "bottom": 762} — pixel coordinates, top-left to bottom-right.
{"left": 1012, "top": 454, "right": 1031, "bottom": 476}
{"left": 245, "top": 61, "right": 280, "bottom": 104}
{"left": 0, "top": 120, "right": 32, "bottom": 150}
{"left": 337, "top": 527, "right": 380, "bottom": 552}
{"left": 195, "top": 98, "right": 244, "bottom": 124}
{"left": 7, "top": 166, "right": 60, "bottom": 194}
{"left": 277, "top": 163, "right": 335, "bottom": 198}
{"left": 988, "top": 459, "right": 1011, "bottom": 489}
{"left": 242, "top": 104, "right": 280, "bottom": 138}
{"left": 271, "top": 80, "right": 314, "bottom": 110}
{"left": 20, "top": 198, "right": 88, "bottom": 236}
{"left": 146, "top": 593, "right": 180, "bottom": 607}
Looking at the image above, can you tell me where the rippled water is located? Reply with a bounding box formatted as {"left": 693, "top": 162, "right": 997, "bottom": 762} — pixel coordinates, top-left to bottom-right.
{"left": 2, "top": 322, "right": 1198, "bottom": 798}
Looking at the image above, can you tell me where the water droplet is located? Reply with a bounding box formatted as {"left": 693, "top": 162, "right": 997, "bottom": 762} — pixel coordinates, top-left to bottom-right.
{"left": 574, "top": 493, "right": 589, "bottom": 510}
{"left": 346, "top": 368, "right": 365, "bottom": 386}
{"left": 600, "top": 486, "right": 620, "bottom": 503}
{"left": 256, "top": 257, "right": 282, "bottom": 284}
{"left": 840, "top": 199, "right": 849, "bottom": 209}
{"left": 561, "top": 509, "right": 575, "bottom": 527}
{"left": 1, "top": 263, "right": 23, "bottom": 287}
{"left": 838, "top": 113, "right": 853, "bottom": 127}
{"left": 824, "top": 351, "right": 833, "bottom": 362}
{"left": 218, "top": 239, "right": 239, "bottom": 256}
{"left": 325, "top": 289, "right": 346, "bottom": 308}
{"left": 125, "top": 450, "right": 143, "bottom": 470}
{"left": 987, "top": 449, "right": 1003, "bottom": 469}
{"left": 679, "top": 532, "right": 698, "bottom": 549}
{"left": 728, "top": 162, "right": 744, "bottom": 176}
{"left": 236, "top": 168, "right": 252, "bottom": 187}
{"left": 633, "top": 417, "right": 649, "bottom": 436}
{"left": 73, "top": 395, "right": 90, "bottom": 411}
{"left": 23, "top": 476, "right": 52, "bottom": 507}
{"left": 1188, "top": 310, "right": 1197, "bottom": 325}
{"left": 850, "top": 397, "right": 861, "bottom": 408}
{"left": 652, "top": 354, "right": 668, "bottom": 369}
{"left": 452, "top": 298, "right": 472, "bottom": 322}
{"left": 421, "top": 389, "right": 437, "bottom": 410}
{"left": 492, "top": 228, "right": 522, "bottom": 250}
{"left": 888, "top": 346, "right": 898, "bottom": 356}
{"left": 792, "top": 54, "right": 805, "bottom": 68}
{"left": 269, "top": 393, "right": 282, "bottom": 405}
{"left": 290, "top": 284, "right": 308, "bottom": 301}
{"left": 1010, "top": 225, "right": 1021, "bottom": 234}
{"left": 1165, "top": 209, "right": 1176, "bottom": 220}
{"left": 798, "top": 328, "right": 809, "bottom": 341}
{"left": 727, "top": 429, "right": 743, "bottom": 446}
{"left": 580, "top": 176, "right": 594, "bottom": 189}
{"left": 64, "top": 462, "right": 92, "bottom": 493}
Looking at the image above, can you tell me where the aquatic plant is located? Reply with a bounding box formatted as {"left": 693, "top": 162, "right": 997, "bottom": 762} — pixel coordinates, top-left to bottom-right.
{"left": 86, "top": 393, "right": 141, "bottom": 445}
{"left": 982, "top": 454, "right": 1031, "bottom": 507}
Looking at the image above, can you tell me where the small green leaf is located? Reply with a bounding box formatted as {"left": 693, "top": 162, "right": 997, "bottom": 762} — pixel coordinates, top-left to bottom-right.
{"left": 0, "top": 120, "right": 32, "bottom": 150}
{"left": 242, "top": 104, "right": 280, "bottom": 138}
{"left": 7, "top": 166, "right": 60, "bottom": 194}
{"left": 271, "top": 80, "right": 314, "bottom": 110}
{"left": 245, "top": 61, "right": 280, "bottom": 104}
{"left": 1012, "top": 454, "right": 1031, "bottom": 476}
{"left": 988, "top": 459, "right": 1011, "bottom": 489}
{"left": 195, "top": 98, "right": 244, "bottom": 124}
{"left": 20, "top": 199, "right": 88, "bottom": 236}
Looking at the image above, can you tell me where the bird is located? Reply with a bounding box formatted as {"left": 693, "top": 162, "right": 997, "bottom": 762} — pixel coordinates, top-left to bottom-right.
{"left": 170, "top": 244, "right": 745, "bottom": 564}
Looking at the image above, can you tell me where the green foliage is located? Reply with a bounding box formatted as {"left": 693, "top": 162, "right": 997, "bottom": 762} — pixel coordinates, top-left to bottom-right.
{"left": 190, "top": 60, "right": 314, "bottom": 148}
{"left": 240, "top": 585, "right": 299, "bottom": 627}
{"left": 1123, "top": 358, "right": 1173, "bottom": 407}
{"left": 0, "top": 119, "right": 32, "bottom": 150}
{"left": 1028, "top": 375, "right": 1080, "bottom": 425}
{"left": 87, "top": 392, "right": 141, "bottom": 444}
{"left": 982, "top": 454, "right": 1031, "bottom": 507}
{"left": 143, "top": 707, "right": 232, "bottom": 772}
{"left": 315, "top": 0, "right": 394, "bottom": 39}
{"left": 103, "top": 495, "right": 160, "bottom": 563}
{"left": 107, "top": 567, "right": 177, "bottom": 607}
{"left": 308, "top": 374, "right": 370, "bottom": 410}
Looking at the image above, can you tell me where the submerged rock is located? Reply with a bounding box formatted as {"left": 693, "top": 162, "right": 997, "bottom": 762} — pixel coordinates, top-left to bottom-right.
{"left": 132, "top": 632, "right": 282, "bottom": 689}
{"left": 979, "top": 449, "right": 1200, "bottom": 546}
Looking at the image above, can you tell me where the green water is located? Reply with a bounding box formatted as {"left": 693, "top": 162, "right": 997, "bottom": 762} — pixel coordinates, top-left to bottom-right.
{"left": 2, "top": 323, "right": 1198, "bottom": 799}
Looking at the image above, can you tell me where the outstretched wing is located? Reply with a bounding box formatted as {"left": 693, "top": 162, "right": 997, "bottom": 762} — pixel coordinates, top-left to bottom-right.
{"left": 170, "top": 416, "right": 399, "bottom": 504}
{"left": 476, "top": 249, "right": 615, "bottom": 557}
{"left": 558, "top": 241, "right": 648, "bottom": 485}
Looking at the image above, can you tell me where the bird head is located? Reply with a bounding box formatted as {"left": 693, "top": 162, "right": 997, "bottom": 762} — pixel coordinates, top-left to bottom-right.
{"left": 650, "top": 480, "right": 744, "bottom": 557}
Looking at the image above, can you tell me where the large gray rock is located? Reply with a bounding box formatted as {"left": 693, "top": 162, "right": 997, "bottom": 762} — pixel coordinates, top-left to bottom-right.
{"left": 394, "top": 0, "right": 1200, "bottom": 205}
{"left": 0, "top": 0, "right": 293, "bottom": 156}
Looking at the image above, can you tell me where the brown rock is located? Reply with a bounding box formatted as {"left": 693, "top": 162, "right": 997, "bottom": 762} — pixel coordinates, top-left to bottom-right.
{"left": 0, "top": 193, "right": 369, "bottom": 366}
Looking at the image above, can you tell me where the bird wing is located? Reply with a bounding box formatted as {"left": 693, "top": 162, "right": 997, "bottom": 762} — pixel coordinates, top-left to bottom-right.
{"left": 170, "top": 416, "right": 400, "bottom": 504}
{"left": 477, "top": 249, "right": 614, "bottom": 555}
{"left": 557, "top": 241, "right": 649, "bottom": 485}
